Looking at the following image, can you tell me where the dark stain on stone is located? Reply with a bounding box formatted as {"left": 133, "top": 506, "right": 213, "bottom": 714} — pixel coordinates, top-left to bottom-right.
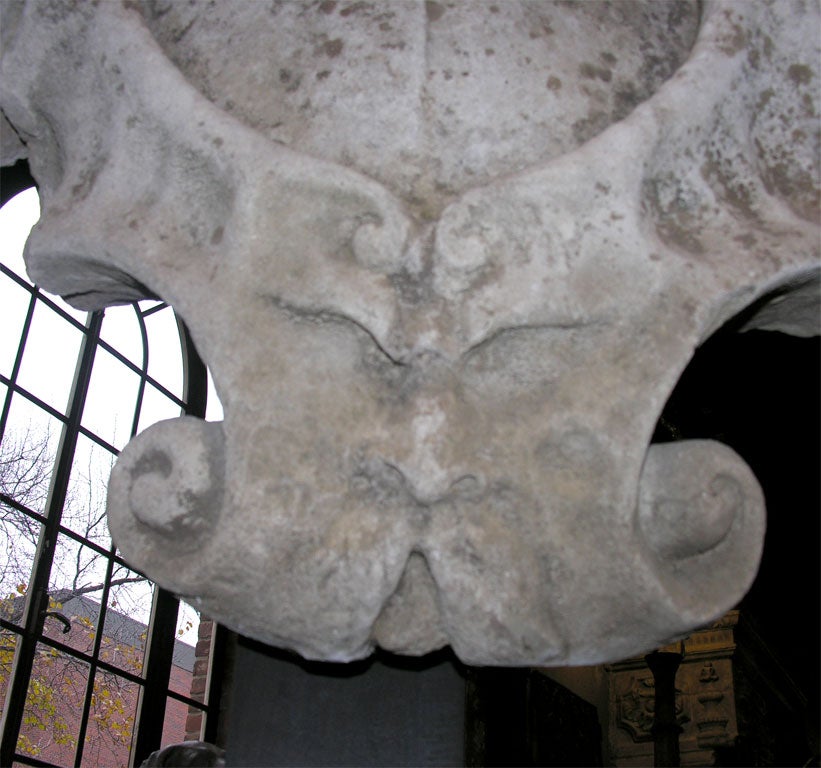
{"left": 656, "top": 216, "right": 706, "bottom": 255}
{"left": 733, "top": 232, "right": 757, "bottom": 248}
{"left": 171, "top": 16, "right": 196, "bottom": 44}
{"left": 213, "top": 137, "right": 223, "bottom": 148}
{"left": 642, "top": 176, "right": 707, "bottom": 256}
{"left": 279, "top": 68, "right": 302, "bottom": 92}
{"left": 546, "top": 76, "right": 562, "bottom": 91}
{"left": 528, "top": 20, "right": 554, "bottom": 38}
{"left": 572, "top": 110, "right": 611, "bottom": 145}
{"left": 718, "top": 21, "right": 746, "bottom": 56}
{"left": 579, "top": 62, "right": 612, "bottom": 83}
{"left": 318, "top": 0, "right": 336, "bottom": 13}
{"left": 316, "top": 69, "right": 332, "bottom": 80}
{"left": 613, "top": 84, "right": 641, "bottom": 120}
{"left": 129, "top": 219, "right": 139, "bottom": 230}
{"left": 485, "top": 48, "right": 495, "bottom": 56}
{"left": 425, "top": 1, "right": 444, "bottom": 22}
{"left": 759, "top": 154, "right": 820, "bottom": 222}
{"left": 489, "top": 4, "right": 499, "bottom": 12}
{"left": 701, "top": 158, "right": 755, "bottom": 218}
{"left": 210, "top": 226, "right": 224, "bottom": 245}
{"left": 70, "top": 161, "right": 103, "bottom": 202}
{"left": 323, "top": 38, "right": 344, "bottom": 57}
{"left": 340, "top": 1, "right": 368, "bottom": 16}
{"left": 788, "top": 64, "right": 813, "bottom": 86}
{"left": 600, "top": 51, "right": 617, "bottom": 65}
{"left": 756, "top": 87, "right": 774, "bottom": 112}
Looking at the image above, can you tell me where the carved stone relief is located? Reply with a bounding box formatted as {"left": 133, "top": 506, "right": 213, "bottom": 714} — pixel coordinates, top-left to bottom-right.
{"left": 1, "top": 1, "right": 818, "bottom": 664}
{"left": 609, "top": 612, "right": 741, "bottom": 765}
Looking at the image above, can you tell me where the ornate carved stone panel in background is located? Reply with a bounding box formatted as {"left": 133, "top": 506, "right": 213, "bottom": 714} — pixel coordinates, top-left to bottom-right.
{"left": 608, "top": 611, "right": 809, "bottom": 767}
{"left": 1, "top": 1, "right": 818, "bottom": 665}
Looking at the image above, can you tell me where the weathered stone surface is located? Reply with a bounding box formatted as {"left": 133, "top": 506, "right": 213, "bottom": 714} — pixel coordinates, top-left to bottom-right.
{"left": 1, "top": 0, "right": 818, "bottom": 665}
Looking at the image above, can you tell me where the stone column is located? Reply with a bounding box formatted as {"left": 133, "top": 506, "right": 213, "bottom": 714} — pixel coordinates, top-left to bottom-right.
{"left": 645, "top": 646, "right": 685, "bottom": 767}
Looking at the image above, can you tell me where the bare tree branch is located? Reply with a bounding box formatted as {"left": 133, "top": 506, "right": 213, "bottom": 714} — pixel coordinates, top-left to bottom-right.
{"left": 51, "top": 576, "right": 146, "bottom": 603}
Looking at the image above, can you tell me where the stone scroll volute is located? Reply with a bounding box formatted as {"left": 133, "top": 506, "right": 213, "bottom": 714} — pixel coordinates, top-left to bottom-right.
{"left": 1, "top": 1, "right": 817, "bottom": 665}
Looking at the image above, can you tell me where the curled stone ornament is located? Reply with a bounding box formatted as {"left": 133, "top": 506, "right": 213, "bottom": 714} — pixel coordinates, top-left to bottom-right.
{"left": 109, "top": 417, "right": 225, "bottom": 557}
{"left": 1, "top": 0, "right": 818, "bottom": 665}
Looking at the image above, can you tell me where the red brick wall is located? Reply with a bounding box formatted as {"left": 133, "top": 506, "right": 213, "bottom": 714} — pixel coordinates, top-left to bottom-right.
{"left": 184, "top": 617, "right": 213, "bottom": 742}
{"left": 1, "top": 612, "right": 197, "bottom": 765}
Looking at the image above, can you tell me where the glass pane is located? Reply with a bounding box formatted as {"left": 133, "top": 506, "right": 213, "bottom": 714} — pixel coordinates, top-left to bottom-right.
{"left": 162, "top": 695, "right": 194, "bottom": 749}
{"left": 82, "top": 347, "right": 141, "bottom": 450}
{"left": 144, "top": 307, "right": 183, "bottom": 397}
{"left": 0, "top": 510, "right": 40, "bottom": 624}
{"left": 46, "top": 560, "right": 102, "bottom": 661}
{"left": 175, "top": 600, "right": 200, "bottom": 649}
{"left": 137, "top": 382, "right": 183, "bottom": 435}
{"left": 206, "top": 369, "right": 224, "bottom": 422}
{"left": 16, "top": 642, "right": 88, "bottom": 766}
{"left": 0, "top": 395, "right": 61, "bottom": 517}
{"left": 48, "top": 536, "right": 111, "bottom": 637}
{"left": 169, "top": 602, "right": 202, "bottom": 706}
{"left": 0, "top": 187, "right": 39, "bottom": 278}
{"left": 0, "top": 630, "right": 18, "bottom": 716}
{"left": 80, "top": 669, "right": 139, "bottom": 768}
{"left": 168, "top": 642, "right": 196, "bottom": 700}
{"left": 16, "top": 300, "right": 85, "bottom": 415}
{"left": 102, "top": 567, "right": 154, "bottom": 676}
{"left": 0, "top": 273, "right": 31, "bottom": 378}
{"left": 100, "top": 304, "right": 145, "bottom": 369}
{"left": 62, "top": 433, "right": 116, "bottom": 549}
{"left": 167, "top": 661, "right": 195, "bottom": 708}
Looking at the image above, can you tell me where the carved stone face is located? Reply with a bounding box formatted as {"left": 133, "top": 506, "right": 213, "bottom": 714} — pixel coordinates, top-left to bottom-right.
{"left": 1, "top": 0, "right": 817, "bottom": 664}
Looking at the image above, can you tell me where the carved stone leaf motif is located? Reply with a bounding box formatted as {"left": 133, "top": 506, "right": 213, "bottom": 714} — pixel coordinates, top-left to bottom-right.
{"left": 617, "top": 675, "right": 690, "bottom": 743}
{"left": 617, "top": 676, "right": 657, "bottom": 743}
{"left": 0, "top": 0, "right": 818, "bottom": 664}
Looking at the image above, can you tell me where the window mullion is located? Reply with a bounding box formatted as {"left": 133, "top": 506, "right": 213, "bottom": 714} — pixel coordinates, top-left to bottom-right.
{"left": 130, "top": 588, "right": 180, "bottom": 767}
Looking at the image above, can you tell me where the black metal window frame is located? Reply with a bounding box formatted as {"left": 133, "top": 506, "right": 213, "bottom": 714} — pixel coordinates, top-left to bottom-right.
{"left": 0, "top": 162, "right": 225, "bottom": 767}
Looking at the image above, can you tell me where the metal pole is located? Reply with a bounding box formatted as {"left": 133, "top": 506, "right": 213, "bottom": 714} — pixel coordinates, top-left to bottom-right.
{"left": 645, "top": 648, "right": 684, "bottom": 767}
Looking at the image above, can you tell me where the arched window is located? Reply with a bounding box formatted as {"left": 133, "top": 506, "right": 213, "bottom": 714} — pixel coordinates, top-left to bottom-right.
{"left": 0, "top": 162, "right": 224, "bottom": 768}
